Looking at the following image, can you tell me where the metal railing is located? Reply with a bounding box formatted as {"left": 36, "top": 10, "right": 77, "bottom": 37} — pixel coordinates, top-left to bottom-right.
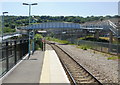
{"left": 69, "top": 39, "right": 120, "bottom": 56}
{"left": 0, "top": 39, "right": 28, "bottom": 77}
{"left": 0, "top": 32, "right": 28, "bottom": 37}
{"left": 108, "top": 20, "right": 119, "bottom": 36}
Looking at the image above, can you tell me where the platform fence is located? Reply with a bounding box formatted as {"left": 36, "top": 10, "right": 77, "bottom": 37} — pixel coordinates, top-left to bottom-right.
{"left": 0, "top": 39, "right": 28, "bottom": 77}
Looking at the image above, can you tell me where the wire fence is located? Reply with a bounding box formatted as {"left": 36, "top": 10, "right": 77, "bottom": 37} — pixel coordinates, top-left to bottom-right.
{"left": 0, "top": 39, "right": 28, "bottom": 77}
{"left": 69, "top": 39, "right": 120, "bottom": 56}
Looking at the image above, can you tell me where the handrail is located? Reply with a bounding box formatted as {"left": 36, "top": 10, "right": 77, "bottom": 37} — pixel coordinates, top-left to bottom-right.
{"left": 107, "top": 20, "right": 119, "bottom": 36}
{"left": 108, "top": 20, "right": 117, "bottom": 28}
{"left": 2, "top": 38, "right": 28, "bottom": 43}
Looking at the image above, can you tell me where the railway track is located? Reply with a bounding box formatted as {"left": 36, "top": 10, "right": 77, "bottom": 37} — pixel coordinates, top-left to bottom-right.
{"left": 50, "top": 43, "right": 103, "bottom": 85}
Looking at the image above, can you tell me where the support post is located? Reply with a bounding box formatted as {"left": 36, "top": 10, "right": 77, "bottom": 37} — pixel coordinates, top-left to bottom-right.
{"left": 94, "top": 30, "right": 99, "bottom": 40}
{"left": 32, "top": 29, "right": 35, "bottom": 54}
{"left": 109, "top": 31, "right": 113, "bottom": 43}
{"left": 14, "top": 41, "right": 17, "bottom": 64}
{"left": 20, "top": 40, "right": 22, "bottom": 59}
{"left": 109, "top": 31, "right": 113, "bottom": 53}
{"left": 84, "top": 29, "right": 87, "bottom": 39}
{"left": 96, "top": 30, "right": 99, "bottom": 40}
{"left": 6, "top": 42, "right": 9, "bottom": 71}
{"left": 28, "top": 30, "right": 31, "bottom": 57}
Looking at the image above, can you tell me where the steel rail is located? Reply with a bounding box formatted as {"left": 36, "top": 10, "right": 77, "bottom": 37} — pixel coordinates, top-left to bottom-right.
{"left": 50, "top": 43, "right": 103, "bottom": 85}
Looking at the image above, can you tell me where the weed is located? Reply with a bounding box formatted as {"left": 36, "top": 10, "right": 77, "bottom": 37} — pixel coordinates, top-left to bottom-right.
{"left": 77, "top": 45, "right": 91, "bottom": 50}
{"left": 107, "top": 56, "right": 120, "bottom": 60}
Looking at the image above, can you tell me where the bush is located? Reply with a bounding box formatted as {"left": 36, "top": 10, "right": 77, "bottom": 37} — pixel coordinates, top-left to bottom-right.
{"left": 34, "top": 34, "right": 43, "bottom": 40}
{"left": 34, "top": 34, "right": 44, "bottom": 50}
{"left": 4, "top": 27, "right": 15, "bottom": 33}
{"left": 35, "top": 44, "right": 41, "bottom": 50}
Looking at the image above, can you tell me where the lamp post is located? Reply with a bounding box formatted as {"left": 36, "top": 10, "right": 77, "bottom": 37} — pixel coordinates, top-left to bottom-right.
{"left": 23, "top": 3, "right": 37, "bottom": 56}
{"left": 2, "top": 12, "right": 8, "bottom": 41}
{"left": 31, "top": 16, "right": 38, "bottom": 54}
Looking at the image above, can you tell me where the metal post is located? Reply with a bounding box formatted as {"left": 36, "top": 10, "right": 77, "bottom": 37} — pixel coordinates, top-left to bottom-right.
{"left": 32, "top": 29, "right": 35, "bottom": 54}
{"left": 20, "top": 40, "right": 22, "bottom": 59}
{"left": 31, "top": 16, "right": 38, "bottom": 54}
{"left": 28, "top": 30, "right": 31, "bottom": 57}
{"left": 117, "top": 30, "right": 119, "bottom": 55}
{"left": 29, "top": 5, "right": 31, "bottom": 25}
{"left": 23, "top": 3, "right": 37, "bottom": 57}
{"left": 6, "top": 42, "right": 9, "bottom": 71}
{"left": 2, "top": 15, "right": 4, "bottom": 41}
{"left": 109, "top": 31, "right": 113, "bottom": 53}
{"left": 14, "top": 41, "right": 17, "bottom": 64}
{"left": 2, "top": 12, "right": 8, "bottom": 42}
{"left": 28, "top": 4, "right": 31, "bottom": 56}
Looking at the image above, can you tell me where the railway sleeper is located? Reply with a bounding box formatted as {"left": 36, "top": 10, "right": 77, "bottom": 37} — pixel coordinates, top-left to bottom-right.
{"left": 71, "top": 71, "right": 90, "bottom": 77}
{"left": 76, "top": 79, "right": 96, "bottom": 83}
{"left": 78, "top": 81, "right": 98, "bottom": 84}
{"left": 75, "top": 76, "right": 93, "bottom": 80}
{"left": 69, "top": 69, "right": 85, "bottom": 73}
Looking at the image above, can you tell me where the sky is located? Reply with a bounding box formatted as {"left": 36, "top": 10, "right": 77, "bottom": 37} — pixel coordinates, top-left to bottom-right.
{"left": 0, "top": 0, "right": 119, "bottom": 17}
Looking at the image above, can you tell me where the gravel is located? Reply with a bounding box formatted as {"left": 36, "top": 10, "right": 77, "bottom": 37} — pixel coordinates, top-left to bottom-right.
{"left": 56, "top": 44, "right": 119, "bottom": 84}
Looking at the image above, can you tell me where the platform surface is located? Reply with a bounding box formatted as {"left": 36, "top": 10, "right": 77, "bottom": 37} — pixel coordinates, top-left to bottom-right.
{"left": 2, "top": 51, "right": 44, "bottom": 83}
{"left": 40, "top": 50, "right": 70, "bottom": 83}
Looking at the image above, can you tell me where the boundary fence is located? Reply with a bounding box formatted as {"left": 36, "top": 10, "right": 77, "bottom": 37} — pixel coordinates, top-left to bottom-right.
{"left": 69, "top": 39, "right": 120, "bottom": 56}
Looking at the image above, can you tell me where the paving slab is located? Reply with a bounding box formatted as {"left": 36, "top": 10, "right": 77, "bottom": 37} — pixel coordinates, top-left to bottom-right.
{"left": 2, "top": 50, "right": 44, "bottom": 84}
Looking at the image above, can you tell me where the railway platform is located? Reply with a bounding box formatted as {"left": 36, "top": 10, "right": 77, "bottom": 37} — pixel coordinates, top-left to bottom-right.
{"left": 2, "top": 51, "right": 44, "bottom": 84}
{"left": 40, "top": 44, "right": 70, "bottom": 83}
{"left": 1, "top": 44, "right": 70, "bottom": 84}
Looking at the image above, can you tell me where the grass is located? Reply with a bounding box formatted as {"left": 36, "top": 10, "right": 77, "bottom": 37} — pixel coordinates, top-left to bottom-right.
{"left": 77, "top": 45, "right": 91, "bottom": 50}
{"left": 100, "top": 37, "right": 120, "bottom": 44}
{"left": 78, "top": 36, "right": 93, "bottom": 40}
{"left": 99, "top": 37, "right": 109, "bottom": 41}
{"left": 107, "top": 56, "right": 120, "bottom": 60}
{"left": 46, "top": 37, "right": 69, "bottom": 44}
{"left": 46, "top": 37, "right": 92, "bottom": 50}
{"left": 68, "top": 43, "right": 76, "bottom": 45}
{"left": 78, "top": 36, "right": 109, "bottom": 43}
